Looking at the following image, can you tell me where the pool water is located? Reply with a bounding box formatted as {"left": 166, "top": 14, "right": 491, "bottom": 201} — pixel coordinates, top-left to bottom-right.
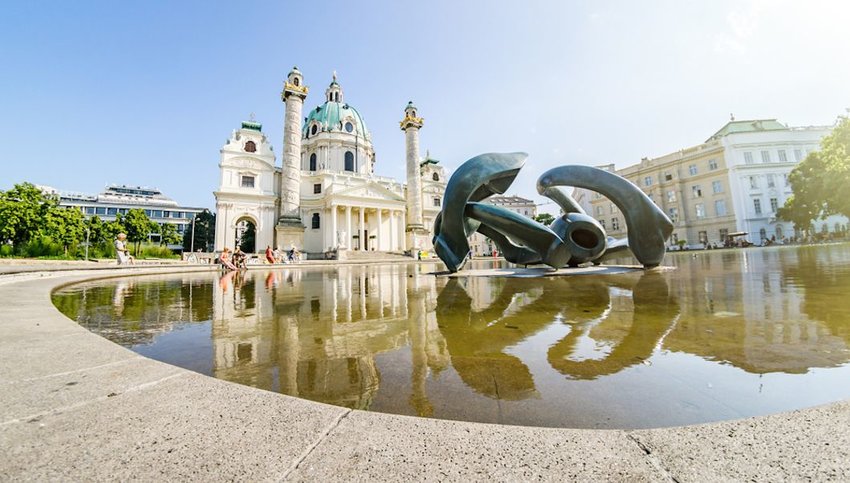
{"left": 53, "top": 244, "right": 850, "bottom": 429}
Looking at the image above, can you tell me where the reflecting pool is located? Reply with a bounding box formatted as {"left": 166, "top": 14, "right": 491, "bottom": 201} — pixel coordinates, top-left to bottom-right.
{"left": 53, "top": 243, "right": 850, "bottom": 429}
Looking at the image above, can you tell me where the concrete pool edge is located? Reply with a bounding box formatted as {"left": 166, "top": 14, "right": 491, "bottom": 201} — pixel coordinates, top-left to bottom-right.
{"left": 0, "top": 268, "right": 847, "bottom": 481}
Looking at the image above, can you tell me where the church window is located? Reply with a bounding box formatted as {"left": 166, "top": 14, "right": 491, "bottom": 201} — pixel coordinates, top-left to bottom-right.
{"left": 432, "top": 172, "right": 439, "bottom": 182}
{"left": 244, "top": 141, "right": 256, "bottom": 153}
{"left": 310, "top": 124, "right": 318, "bottom": 136}
{"left": 309, "top": 153, "right": 317, "bottom": 171}
{"left": 311, "top": 213, "right": 320, "bottom": 229}
{"left": 433, "top": 197, "right": 441, "bottom": 207}
{"left": 344, "top": 122, "right": 354, "bottom": 133}
{"left": 293, "top": 77, "right": 300, "bottom": 86}
{"left": 313, "top": 183, "right": 322, "bottom": 194}
{"left": 344, "top": 151, "right": 355, "bottom": 171}
{"left": 241, "top": 175, "right": 255, "bottom": 188}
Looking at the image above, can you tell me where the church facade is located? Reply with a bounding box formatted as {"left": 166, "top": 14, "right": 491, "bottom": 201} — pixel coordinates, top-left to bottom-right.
{"left": 214, "top": 68, "right": 446, "bottom": 256}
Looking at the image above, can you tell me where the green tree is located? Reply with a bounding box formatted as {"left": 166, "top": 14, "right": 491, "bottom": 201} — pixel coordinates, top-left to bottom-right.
{"left": 158, "top": 222, "right": 181, "bottom": 246}
{"left": 85, "top": 216, "right": 107, "bottom": 246}
{"left": 779, "top": 116, "right": 850, "bottom": 230}
{"left": 123, "top": 209, "right": 152, "bottom": 255}
{"left": 0, "top": 182, "right": 56, "bottom": 248}
{"left": 182, "top": 210, "right": 215, "bottom": 252}
{"left": 239, "top": 221, "right": 256, "bottom": 252}
{"left": 533, "top": 213, "right": 555, "bottom": 226}
{"left": 42, "top": 206, "right": 86, "bottom": 255}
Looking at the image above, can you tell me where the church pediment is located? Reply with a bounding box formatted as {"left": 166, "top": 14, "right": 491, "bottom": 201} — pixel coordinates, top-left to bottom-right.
{"left": 334, "top": 181, "right": 405, "bottom": 202}
{"left": 222, "top": 155, "right": 275, "bottom": 172}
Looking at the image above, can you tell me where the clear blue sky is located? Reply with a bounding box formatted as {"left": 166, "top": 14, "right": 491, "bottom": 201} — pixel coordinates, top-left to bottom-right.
{"left": 2, "top": 1, "right": 848, "bottom": 212}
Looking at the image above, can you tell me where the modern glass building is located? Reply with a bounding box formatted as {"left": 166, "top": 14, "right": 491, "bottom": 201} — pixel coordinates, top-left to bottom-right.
{"left": 43, "top": 184, "right": 206, "bottom": 244}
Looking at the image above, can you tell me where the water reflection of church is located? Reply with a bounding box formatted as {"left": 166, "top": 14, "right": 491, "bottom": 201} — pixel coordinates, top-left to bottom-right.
{"left": 211, "top": 266, "right": 449, "bottom": 412}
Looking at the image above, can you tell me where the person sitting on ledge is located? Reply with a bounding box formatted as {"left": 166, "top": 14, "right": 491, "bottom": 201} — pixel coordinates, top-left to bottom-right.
{"left": 219, "top": 247, "right": 237, "bottom": 271}
{"left": 232, "top": 247, "right": 247, "bottom": 269}
{"left": 114, "top": 233, "right": 135, "bottom": 266}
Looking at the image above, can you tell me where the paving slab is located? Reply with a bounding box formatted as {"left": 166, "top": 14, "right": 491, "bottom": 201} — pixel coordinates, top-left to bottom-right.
{"left": 0, "top": 372, "right": 349, "bottom": 481}
{"left": 0, "top": 356, "right": 183, "bottom": 424}
{"left": 629, "top": 401, "right": 850, "bottom": 482}
{"left": 290, "top": 410, "right": 666, "bottom": 481}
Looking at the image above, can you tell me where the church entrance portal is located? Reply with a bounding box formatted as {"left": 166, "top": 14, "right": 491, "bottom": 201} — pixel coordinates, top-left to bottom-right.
{"left": 235, "top": 218, "right": 256, "bottom": 253}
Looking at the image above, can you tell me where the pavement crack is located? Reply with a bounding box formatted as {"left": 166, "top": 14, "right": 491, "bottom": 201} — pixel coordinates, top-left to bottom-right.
{"left": 281, "top": 409, "right": 351, "bottom": 481}
{"left": 0, "top": 372, "right": 187, "bottom": 427}
{"left": 626, "top": 433, "right": 680, "bottom": 483}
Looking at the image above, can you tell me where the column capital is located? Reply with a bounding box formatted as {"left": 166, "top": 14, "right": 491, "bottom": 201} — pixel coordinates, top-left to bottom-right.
{"left": 400, "top": 115, "right": 424, "bottom": 131}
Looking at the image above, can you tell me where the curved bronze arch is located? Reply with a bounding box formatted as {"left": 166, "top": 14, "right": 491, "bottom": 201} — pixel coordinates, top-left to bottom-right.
{"left": 538, "top": 165, "right": 673, "bottom": 268}
{"left": 433, "top": 152, "right": 528, "bottom": 272}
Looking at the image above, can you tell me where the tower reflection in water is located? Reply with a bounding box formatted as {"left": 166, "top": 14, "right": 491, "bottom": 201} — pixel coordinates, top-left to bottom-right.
{"left": 211, "top": 265, "right": 450, "bottom": 414}
{"left": 54, "top": 245, "right": 850, "bottom": 428}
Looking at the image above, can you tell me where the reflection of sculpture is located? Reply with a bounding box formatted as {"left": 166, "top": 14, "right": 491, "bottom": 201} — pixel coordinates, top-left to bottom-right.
{"left": 547, "top": 273, "right": 679, "bottom": 379}
{"left": 434, "top": 272, "right": 679, "bottom": 399}
{"left": 433, "top": 153, "right": 674, "bottom": 272}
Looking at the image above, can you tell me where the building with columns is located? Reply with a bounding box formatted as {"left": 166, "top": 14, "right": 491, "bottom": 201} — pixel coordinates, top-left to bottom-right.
{"left": 214, "top": 68, "right": 447, "bottom": 256}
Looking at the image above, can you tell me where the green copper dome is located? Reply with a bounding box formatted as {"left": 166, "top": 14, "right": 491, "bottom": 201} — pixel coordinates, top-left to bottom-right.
{"left": 302, "top": 101, "right": 370, "bottom": 140}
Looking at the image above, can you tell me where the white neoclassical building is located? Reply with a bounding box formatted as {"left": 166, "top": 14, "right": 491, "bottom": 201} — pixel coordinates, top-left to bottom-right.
{"left": 214, "top": 69, "right": 446, "bottom": 256}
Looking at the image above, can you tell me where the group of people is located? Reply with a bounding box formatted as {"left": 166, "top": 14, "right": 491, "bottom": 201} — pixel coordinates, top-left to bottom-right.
{"left": 218, "top": 245, "right": 301, "bottom": 271}
{"left": 265, "top": 245, "right": 300, "bottom": 264}
{"left": 219, "top": 247, "right": 248, "bottom": 271}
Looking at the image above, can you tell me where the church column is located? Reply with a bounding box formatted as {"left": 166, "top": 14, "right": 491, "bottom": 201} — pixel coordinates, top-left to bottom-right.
{"left": 377, "top": 209, "right": 383, "bottom": 251}
{"left": 276, "top": 67, "right": 308, "bottom": 249}
{"left": 346, "top": 206, "right": 352, "bottom": 249}
{"left": 359, "top": 207, "right": 365, "bottom": 251}
{"left": 389, "top": 210, "right": 397, "bottom": 251}
{"left": 331, "top": 205, "right": 338, "bottom": 249}
{"left": 399, "top": 211, "right": 407, "bottom": 251}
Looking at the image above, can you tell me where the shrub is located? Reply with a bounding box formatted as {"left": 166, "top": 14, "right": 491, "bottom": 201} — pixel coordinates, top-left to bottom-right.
{"left": 22, "top": 236, "right": 64, "bottom": 258}
{"left": 137, "top": 243, "right": 178, "bottom": 259}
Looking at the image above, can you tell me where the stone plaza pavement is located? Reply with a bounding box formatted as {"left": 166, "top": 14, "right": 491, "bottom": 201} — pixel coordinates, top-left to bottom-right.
{"left": 1, "top": 266, "right": 849, "bottom": 481}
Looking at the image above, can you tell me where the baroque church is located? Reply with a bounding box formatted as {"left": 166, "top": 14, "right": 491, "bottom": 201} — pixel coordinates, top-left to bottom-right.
{"left": 214, "top": 67, "right": 446, "bottom": 256}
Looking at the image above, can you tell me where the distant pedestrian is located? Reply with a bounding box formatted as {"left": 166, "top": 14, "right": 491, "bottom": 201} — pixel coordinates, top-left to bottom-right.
{"left": 265, "top": 245, "right": 276, "bottom": 264}
{"left": 114, "top": 233, "right": 135, "bottom": 266}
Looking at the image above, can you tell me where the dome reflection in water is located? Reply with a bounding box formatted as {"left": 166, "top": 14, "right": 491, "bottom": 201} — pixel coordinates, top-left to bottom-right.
{"left": 53, "top": 244, "right": 850, "bottom": 429}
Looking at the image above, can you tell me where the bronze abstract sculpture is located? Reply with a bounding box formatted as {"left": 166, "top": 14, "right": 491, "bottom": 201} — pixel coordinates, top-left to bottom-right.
{"left": 432, "top": 152, "right": 674, "bottom": 272}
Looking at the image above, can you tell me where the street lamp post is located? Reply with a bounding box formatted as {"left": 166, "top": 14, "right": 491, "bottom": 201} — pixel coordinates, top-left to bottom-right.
{"left": 190, "top": 215, "right": 197, "bottom": 253}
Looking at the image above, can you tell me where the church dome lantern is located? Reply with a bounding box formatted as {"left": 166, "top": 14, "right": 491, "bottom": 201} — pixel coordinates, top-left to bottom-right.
{"left": 302, "top": 72, "right": 371, "bottom": 140}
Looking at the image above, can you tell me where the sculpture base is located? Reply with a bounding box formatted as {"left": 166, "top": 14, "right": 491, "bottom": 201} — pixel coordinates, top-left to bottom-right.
{"left": 440, "top": 265, "right": 674, "bottom": 278}
{"left": 406, "top": 229, "right": 430, "bottom": 255}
